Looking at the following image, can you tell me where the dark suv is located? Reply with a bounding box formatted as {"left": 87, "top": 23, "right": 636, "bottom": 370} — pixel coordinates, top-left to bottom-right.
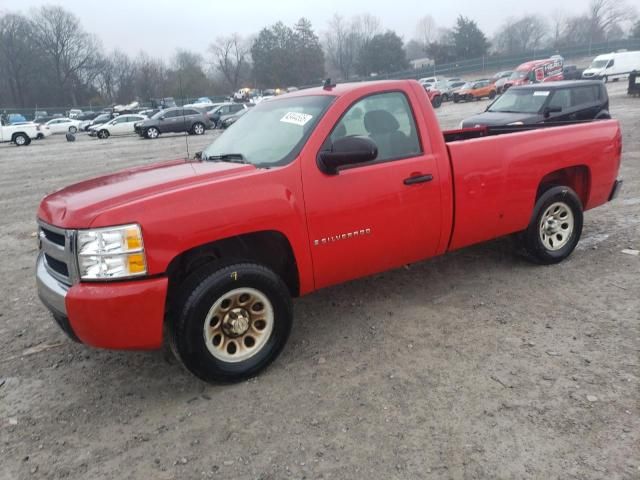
{"left": 461, "top": 80, "right": 610, "bottom": 128}
{"left": 135, "top": 107, "right": 212, "bottom": 139}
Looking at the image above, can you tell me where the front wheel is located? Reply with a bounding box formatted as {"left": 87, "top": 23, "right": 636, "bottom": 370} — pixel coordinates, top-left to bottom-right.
{"left": 145, "top": 127, "right": 159, "bottom": 139}
{"left": 97, "top": 129, "right": 109, "bottom": 139}
{"left": 169, "top": 263, "right": 293, "bottom": 383}
{"left": 431, "top": 95, "right": 442, "bottom": 108}
{"left": 518, "top": 186, "right": 583, "bottom": 265}
{"left": 68, "top": 126, "right": 78, "bottom": 134}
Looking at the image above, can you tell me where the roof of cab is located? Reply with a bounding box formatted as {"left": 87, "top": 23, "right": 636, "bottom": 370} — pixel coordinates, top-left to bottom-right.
{"left": 279, "top": 80, "right": 419, "bottom": 98}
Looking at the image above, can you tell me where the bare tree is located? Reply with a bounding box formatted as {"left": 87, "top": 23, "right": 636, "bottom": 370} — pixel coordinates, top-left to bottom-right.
{"left": 0, "top": 13, "right": 35, "bottom": 107}
{"left": 324, "top": 14, "right": 359, "bottom": 80}
{"left": 415, "top": 15, "right": 437, "bottom": 51}
{"left": 209, "top": 34, "right": 250, "bottom": 91}
{"left": 494, "top": 15, "right": 548, "bottom": 54}
{"left": 31, "top": 6, "right": 101, "bottom": 106}
{"left": 587, "top": 0, "right": 635, "bottom": 42}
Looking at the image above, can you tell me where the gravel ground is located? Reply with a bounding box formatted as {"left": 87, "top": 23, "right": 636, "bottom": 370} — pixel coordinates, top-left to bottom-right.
{"left": 1, "top": 81, "right": 638, "bottom": 480}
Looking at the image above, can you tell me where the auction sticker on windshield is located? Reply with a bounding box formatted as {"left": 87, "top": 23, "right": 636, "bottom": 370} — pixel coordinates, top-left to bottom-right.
{"left": 280, "top": 112, "right": 313, "bottom": 126}
{"left": 533, "top": 91, "right": 550, "bottom": 96}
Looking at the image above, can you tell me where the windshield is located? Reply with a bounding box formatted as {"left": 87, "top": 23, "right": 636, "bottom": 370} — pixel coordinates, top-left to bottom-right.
{"left": 488, "top": 89, "right": 549, "bottom": 114}
{"left": 510, "top": 70, "right": 528, "bottom": 80}
{"left": 589, "top": 59, "right": 609, "bottom": 69}
{"left": 202, "top": 95, "right": 334, "bottom": 168}
{"left": 94, "top": 114, "right": 109, "bottom": 122}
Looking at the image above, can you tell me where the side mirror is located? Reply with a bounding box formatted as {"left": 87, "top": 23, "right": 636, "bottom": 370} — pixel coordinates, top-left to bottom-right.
{"left": 317, "top": 136, "right": 378, "bottom": 175}
{"left": 544, "top": 105, "right": 562, "bottom": 117}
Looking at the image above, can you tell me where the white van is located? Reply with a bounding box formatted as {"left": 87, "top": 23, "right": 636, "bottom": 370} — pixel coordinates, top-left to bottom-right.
{"left": 582, "top": 51, "right": 640, "bottom": 82}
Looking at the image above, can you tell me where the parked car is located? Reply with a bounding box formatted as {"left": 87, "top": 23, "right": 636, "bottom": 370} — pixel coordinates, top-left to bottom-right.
{"left": 562, "top": 65, "right": 584, "bottom": 80}
{"left": 150, "top": 97, "right": 177, "bottom": 109}
{"left": 423, "top": 86, "right": 443, "bottom": 108}
{"left": 418, "top": 76, "right": 438, "bottom": 86}
{"left": 460, "top": 80, "right": 610, "bottom": 128}
{"left": 582, "top": 51, "right": 640, "bottom": 82}
{"left": 34, "top": 111, "right": 48, "bottom": 119}
{"left": 209, "top": 103, "right": 249, "bottom": 127}
{"left": 45, "top": 117, "right": 82, "bottom": 134}
{"left": 453, "top": 80, "right": 497, "bottom": 102}
{"left": 89, "top": 114, "right": 148, "bottom": 139}
{"left": 7, "top": 113, "right": 27, "bottom": 124}
{"left": 0, "top": 117, "right": 39, "bottom": 145}
{"left": 82, "top": 113, "right": 115, "bottom": 131}
{"left": 135, "top": 107, "right": 212, "bottom": 139}
{"left": 219, "top": 108, "right": 250, "bottom": 129}
{"left": 430, "top": 80, "right": 465, "bottom": 102}
{"left": 503, "top": 58, "right": 564, "bottom": 91}
{"left": 490, "top": 71, "right": 514, "bottom": 94}
{"left": 35, "top": 79, "right": 622, "bottom": 383}
{"left": 185, "top": 97, "right": 214, "bottom": 109}
{"left": 68, "top": 109, "right": 82, "bottom": 119}
{"left": 446, "top": 77, "right": 463, "bottom": 85}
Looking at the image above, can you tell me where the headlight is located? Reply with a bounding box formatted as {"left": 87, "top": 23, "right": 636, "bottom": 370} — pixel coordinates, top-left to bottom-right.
{"left": 77, "top": 224, "right": 146, "bottom": 280}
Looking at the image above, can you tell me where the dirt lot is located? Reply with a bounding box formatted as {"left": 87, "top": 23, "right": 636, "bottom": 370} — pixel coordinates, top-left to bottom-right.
{"left": 1, "top": 82, "right": 638, "bottom": 480}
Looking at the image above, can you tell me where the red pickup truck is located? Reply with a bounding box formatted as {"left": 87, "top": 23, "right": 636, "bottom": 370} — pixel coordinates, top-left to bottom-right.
{"left": 36, "top": 80, "right": 623, "bottom": 383}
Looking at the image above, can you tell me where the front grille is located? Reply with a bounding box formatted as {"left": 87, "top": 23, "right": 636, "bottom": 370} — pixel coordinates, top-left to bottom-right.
{"left": 41, "top": 226, "right": 65, "bottom": 246}
{"left": 44, "top": 254, "right": 69, "bottom": 277}
{"left": 38, "top": 221, "right": 77, "bottom": 286}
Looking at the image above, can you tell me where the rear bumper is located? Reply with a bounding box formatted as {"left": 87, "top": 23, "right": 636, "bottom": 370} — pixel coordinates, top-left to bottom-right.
{"left": 37, "top": 253, "right": 168, "bottom": 350}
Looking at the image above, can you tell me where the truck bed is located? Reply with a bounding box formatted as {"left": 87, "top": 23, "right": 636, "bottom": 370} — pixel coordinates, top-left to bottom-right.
{"left": 442, "top": 120, "right": 601, "bottom": 143}
{"left": 444, "top": 120, "right": 621, "bottom": 251}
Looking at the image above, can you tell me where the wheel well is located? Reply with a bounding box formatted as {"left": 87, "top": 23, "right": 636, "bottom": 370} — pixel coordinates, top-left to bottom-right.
{"left": 537, "top": 166, "right": 590, "bottom": 206}
{"left": 11, "top": 132, "right": 26, "bottom": 141}
{"left": 166, "top": 230, "right": 300, "bottom": 300}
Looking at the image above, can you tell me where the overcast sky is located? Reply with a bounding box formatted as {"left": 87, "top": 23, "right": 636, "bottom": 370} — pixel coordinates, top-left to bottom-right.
{"left": 3, "top": 0, "right": 590, "bottom": 57}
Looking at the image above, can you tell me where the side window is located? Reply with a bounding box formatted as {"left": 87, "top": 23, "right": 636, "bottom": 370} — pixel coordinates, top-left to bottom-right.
{"left": 231, "top": 105, "right": 243, "bottom": 113}
{"left": 219, "top": 106, "right": 230, "bottom": 114}
{"left": 571, "top": 86, "right": 597, "bottom": 107}
{"left": 163, "top": 110, "right": 178, "bottom": 119}
{"left": 330, "top": 92, "right": 421, "bottom": 162}
{"left": 183, "top": 109, "right": 198, "bottom": 116}
{"left": 607, "top": 59, "right": 614, "bottom": 68}
{"left": 548, "top": 89, "right": 571, "bottom": 110}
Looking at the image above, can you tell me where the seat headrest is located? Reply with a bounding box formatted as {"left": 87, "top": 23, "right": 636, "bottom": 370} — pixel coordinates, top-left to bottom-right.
{"left": 364, "top": 110, "right": 400, "bottom": 135}
{"left": 332, "top": 123, "right": 347, "bottom": 139}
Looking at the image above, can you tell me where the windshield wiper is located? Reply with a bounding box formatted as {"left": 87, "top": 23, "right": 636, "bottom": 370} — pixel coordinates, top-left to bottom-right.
{"left": 205, "top": 153, "right": 248, "bottom": 164}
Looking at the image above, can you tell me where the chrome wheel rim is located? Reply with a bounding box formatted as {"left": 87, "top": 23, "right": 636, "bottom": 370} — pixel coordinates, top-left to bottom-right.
{"left": 194, "top": 124, "right": 204, "bottom": 134}
{"left": 148, "top": 128, "right": 158, "bottom": 138}
{"left": 539, "top": 201, "right": 574, "bottom": 251}
{"left": 203, "top": 287, "right": 274, "bottom": 363}
{"left": 15, "top": 136, "right": 26, "bottom": 145}
{"left": 69, "top": 126, "right": 77, "bottom": 133}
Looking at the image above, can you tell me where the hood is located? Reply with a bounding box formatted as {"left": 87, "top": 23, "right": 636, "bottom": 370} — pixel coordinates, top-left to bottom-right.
{"left": 582, "top": 68, "right": 603, "bottom": 75}
{"left": 461, "top": 111, "right": 543, "bottom": 128}
{"left": 38, "top": 159, "right": 256, "bottom": 228}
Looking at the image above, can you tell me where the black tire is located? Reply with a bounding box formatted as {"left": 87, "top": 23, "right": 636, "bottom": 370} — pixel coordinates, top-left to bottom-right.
{"left": 97, "top": 129, "right": 109, "bottom": 139}
{"left": 453, "top": 97, "right": 459, "bottom": 103}
{"left": 13, "top": 133, "right": 29, "bottom": 146}
{"left": 169, "top": 263, "right": 293, "bottom": 384}
{"left": 68, "top": 126, "right": 78, "bottom": 134}
{"left": 442, "top": 93, "right": 450, "bottom": 102}
{"left": 145, "top": 127, "right": 160, "bottom": 139}
{"left": 467, "top": 94, "right": 473, "bottom": 102}
{"left": 191, "top": 122, "right": 205, "bottom": 135}
{"left": 489, "top": 90, "right": 496, "bottom": 99}
{"left": 519, "top": 186, "right": 583, "bottom": 265}
{"left": 431, "top": 95, "right": 442, "bottom": 108}
{"left": 36, "top": 133, "right": 44, "bottom": 140}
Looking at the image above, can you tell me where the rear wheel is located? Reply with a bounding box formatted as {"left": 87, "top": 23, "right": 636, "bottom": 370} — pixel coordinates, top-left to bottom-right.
{"left": 13, "top": 133, "right": 29, "bottom": 146}
{"left": 169, "top": 263, "right": 293, "bottom": 383}
{"left": 97, "top": 129, "right": 109, "bottom": 139}
{"left": 518, "top": 186, "right": 583, "bottom": 265}
{"left": 191, "top": 122, "right": 205, "bottom": 135}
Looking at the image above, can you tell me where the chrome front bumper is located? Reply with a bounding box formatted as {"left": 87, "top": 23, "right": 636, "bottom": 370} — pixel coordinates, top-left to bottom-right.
{"left": 36, "top": 252, "right": 68, "bottom": 317}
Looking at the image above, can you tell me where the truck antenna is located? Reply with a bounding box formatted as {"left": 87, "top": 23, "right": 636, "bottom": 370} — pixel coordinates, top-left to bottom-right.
{"left": 323, "top": 78, "right": 336, "bottom": 90}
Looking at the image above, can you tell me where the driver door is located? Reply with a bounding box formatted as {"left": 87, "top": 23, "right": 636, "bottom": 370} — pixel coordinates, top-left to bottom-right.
{"left": 301, "top": 90, "right": 443, "bottom": 289}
